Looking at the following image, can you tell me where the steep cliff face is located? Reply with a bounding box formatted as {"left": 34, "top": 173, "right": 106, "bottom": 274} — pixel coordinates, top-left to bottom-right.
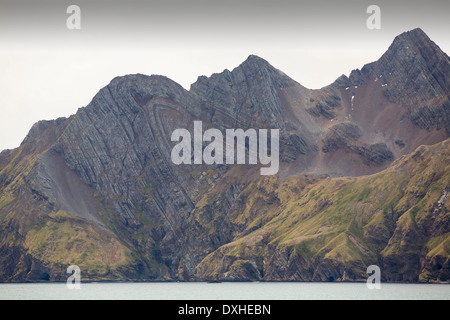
{"left": 0, "top": 28, "right": 449, "bottom": 282}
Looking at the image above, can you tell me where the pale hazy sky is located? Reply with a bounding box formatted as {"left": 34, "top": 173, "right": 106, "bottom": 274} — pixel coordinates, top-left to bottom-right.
{"left": 0, "top": 0, "right": 449, "bottom": 151}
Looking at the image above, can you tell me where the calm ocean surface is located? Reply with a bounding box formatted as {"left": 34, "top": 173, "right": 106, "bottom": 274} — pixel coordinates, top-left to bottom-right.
{"left": 0, "top": 282, "right": 449, "bottom": 300}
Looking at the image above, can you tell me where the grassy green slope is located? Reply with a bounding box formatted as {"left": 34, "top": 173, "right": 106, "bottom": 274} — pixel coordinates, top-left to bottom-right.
{"left": 0, "top": 139, "right": 138, "bottom": 282}
{"left": 194, "top": 139, "right": 450, "bottom": 282}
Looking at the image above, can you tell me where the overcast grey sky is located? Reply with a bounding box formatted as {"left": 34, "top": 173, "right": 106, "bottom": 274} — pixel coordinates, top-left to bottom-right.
{"left": 0, "top": 0, "right": 449, "bottom": 151}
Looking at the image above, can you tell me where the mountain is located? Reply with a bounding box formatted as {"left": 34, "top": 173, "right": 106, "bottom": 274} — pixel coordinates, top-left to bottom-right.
{"left": 0, "top": 28, "right": 449, "bottom": 282}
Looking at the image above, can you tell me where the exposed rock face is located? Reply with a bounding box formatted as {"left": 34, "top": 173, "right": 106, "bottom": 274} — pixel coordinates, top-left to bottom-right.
{"left": 322, "top": 122, "right": 394, "bottom": 165}
{"left": 358, "top": 29, "right": 450, "bottom": 134}
{"left": 322, "top": 122, "right": 362, "bottom": 153}
{"left": 0, "top": 28, "right": 449, "bottom": 282}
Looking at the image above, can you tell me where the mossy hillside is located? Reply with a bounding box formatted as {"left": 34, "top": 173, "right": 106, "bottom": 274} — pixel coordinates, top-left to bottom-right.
{"left": 24, "top": 210, "right": 132, "bottom": 279}
{"left": 195, "top": 140, "right": 449, "bottom": 281}
{"left": 0, "top": 148, "right": 40, "bottom": 217}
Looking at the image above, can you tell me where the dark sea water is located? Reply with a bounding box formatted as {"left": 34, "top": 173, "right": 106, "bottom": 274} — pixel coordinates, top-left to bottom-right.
{"left": 0, "top": 282, "right": 449, "bottom": 300}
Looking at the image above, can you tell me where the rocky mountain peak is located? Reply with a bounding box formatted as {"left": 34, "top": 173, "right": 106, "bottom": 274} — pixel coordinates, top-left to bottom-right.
{"left": 105, "top": 73, "right": 189, "bottom": 107}
{"left": 240, "top": 54, "right": 272, "bottom": 69}
{"left": 191, "top": 54, "right": 297, "bottom": 93}
{"left": 345, "top": 28, "right": 450, "bottom": 134}
{"left": 234, "top": 54, "right": 299, "bottom": 89}
{"left": 375, "top": 28, "right": 447, "bottom": 77}
{"left": 390, "top": 28, "right": 448, "bottom": 58}
{"left": 390, "top": 28, "right": 431, "bottom": 50}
